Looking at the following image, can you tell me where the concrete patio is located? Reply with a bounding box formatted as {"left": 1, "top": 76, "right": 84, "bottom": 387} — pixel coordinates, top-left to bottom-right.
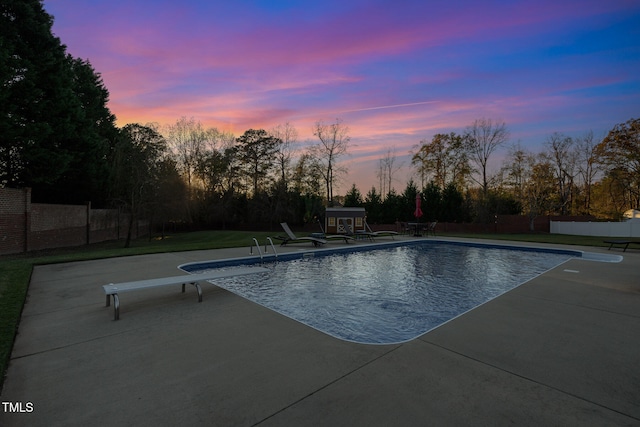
{"left": 1, "top": 237, "right": 639, "bottom": 426}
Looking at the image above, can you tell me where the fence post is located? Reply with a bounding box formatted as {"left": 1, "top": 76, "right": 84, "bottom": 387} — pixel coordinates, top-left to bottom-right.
{"left": 117, "top": 206, "right": 121, "bottom": 240}
{"left": 24, "top": 188, "right": 31, "bottom": 253}
{"left": 85, "top": 201, "right": 91, "bottom": 245}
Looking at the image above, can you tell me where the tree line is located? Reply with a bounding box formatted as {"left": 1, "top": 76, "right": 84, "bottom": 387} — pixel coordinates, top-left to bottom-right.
{"left": 2, "top": 1, "right": 639, "bottom": 242}
{"left": 345, "top": 117, "right": 639, "bottom": 230}
{"left": 110, "top": 118, "right": 353, "bottom": 242}
{"left": 407, "top": 118, "right": 640, "bottom": 229}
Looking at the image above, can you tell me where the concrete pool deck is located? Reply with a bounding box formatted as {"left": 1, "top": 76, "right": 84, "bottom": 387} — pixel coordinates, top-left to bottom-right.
{"left": 1, "top": 237, "right": 639, "bottom": 426}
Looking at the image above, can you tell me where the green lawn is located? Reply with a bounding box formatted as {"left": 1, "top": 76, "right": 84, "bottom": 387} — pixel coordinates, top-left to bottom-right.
{"left": 0, "top": 230, "right": 614, "bottom": 391}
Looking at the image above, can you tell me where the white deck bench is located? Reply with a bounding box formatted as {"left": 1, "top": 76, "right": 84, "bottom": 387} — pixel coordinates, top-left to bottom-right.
{"left": 103, "top": 267, "right": 268, "bottom": 320}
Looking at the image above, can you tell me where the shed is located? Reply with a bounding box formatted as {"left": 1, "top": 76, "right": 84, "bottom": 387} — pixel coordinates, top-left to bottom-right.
{"left": 325, "top": 207, "right": 366, "bottom": 234}
{"left": 624, "top": 209, "right": 640, "bottom": 219}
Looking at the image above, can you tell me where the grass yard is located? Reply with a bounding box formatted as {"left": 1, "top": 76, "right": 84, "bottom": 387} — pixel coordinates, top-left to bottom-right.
{"left": 0, "top": 229, "right": 615, "bottom": 391}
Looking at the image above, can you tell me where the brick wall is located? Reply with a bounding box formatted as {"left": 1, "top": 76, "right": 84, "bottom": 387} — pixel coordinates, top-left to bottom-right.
{"left": 31, "top": 203, "right": 87, "bottom": 231}
{"left": 89, "top": 209, "right": 121, "bottom": 243}
{"left": 0, "top": 187, "right": 147, "bottom": 255}
{"left": 28, "top": 203, "right": 88, "bottom": 251}
{"left": 0, "top": 188, "right": 29, "bottom": 254}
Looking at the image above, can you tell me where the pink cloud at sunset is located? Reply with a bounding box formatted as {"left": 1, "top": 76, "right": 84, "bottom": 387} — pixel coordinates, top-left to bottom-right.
{"left": 44, "top": 0, "right": 640, "bottom": 193}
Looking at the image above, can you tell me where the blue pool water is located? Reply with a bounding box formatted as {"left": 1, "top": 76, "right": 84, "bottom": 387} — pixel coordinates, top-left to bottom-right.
{"left": 181, "top": 242, "right": 576, "bottom": 344}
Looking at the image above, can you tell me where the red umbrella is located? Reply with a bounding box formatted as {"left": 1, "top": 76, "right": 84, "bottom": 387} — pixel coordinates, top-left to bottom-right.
{"left": 414, "top": 193, "right": 423, "bottom": 219}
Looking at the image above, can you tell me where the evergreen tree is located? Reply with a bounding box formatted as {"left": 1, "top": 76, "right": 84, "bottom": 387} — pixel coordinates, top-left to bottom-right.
{"left": 422, "top": 182, "right": 442, "bottom": 222}
{"left": 364, "top": 187, "right": 383, "bottom": 222}
{"left": 1, "top": 0, "right": 72, "bottom": 187}
{"left": 402, "top": 180, "right": 420, "bottom": 221}
{"left": 50, "top": 57, "right": 117, "bottom": 205}
{"left": 236, "top": 129, "right": 280, "bottom": 196}
{"left": 441, "top": 182, "right": 470, "bottom": 222}
{"left": 0, "top": 0, "right": 117, "bottom": 204}
{"left": 343, "top": 184, "right": 363, "bottom": 207}
{"left": 380, "top": 190, "right": 403, "bottom": 223}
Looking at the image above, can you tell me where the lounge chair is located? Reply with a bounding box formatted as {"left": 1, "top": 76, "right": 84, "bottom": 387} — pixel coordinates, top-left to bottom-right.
{"left": 603, "top": 239, "right": 640, "bottom": 252}
{"left": 425, "top": 221, "right": 437, "bottom": 236}
{"left": 364, "top": 220, "right": 399, "bottom": 239}
{"left": 339, "top": 219, "right": 375, "bottom": 241}
{"left": 399, "top": 222, "right": 412, "bottom": 235}
{"left": 275, "top": 222, "right": 327, "bottom": 246}
{"left": 315, "top": 219, "right": 354, "bottom": 243}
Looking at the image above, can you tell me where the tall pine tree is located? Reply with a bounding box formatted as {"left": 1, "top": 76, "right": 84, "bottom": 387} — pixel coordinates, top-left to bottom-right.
{"left": 0, "top": 0, "right": 117, "bottom": 205}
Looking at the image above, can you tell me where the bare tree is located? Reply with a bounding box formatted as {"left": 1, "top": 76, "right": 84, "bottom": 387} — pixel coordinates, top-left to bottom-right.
{"left": 311, "top": 118, "right": 350, "bottom": 206}
{"left": 270, "top": 122, "right": 298, "bottom": 189}
{"left": 164, "top": 117, "right": 225, "bottom": 221}
{"left": 525, "top": 154, "right": 555, "bottom": 231}
{"left": 464, "top": 118, "right": 509, "bottom": 196}
{"left": 376, "top": 158, "right": 386, "bottom": 197}
{"left": 166, "top": 117, "right": 206, "bottom": 190}
{"left": 410, "top": 142, "right": 429, "bottom": 190}
{"left": 544, "top": 132, "right": 577, "bottom": 215}
{"left": 377, "top": 148, "right": 404, "bottom": 198}
{"left": 575, "top": 130, "right": 601, "bottom": 214}
{"left": 501, "top": 142, "right": 531, "bottom": 207}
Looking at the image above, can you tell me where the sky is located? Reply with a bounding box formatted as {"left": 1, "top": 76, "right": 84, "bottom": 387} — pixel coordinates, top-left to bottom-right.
{"left": 44, "top": 0, "right": 640, "bottom": 195}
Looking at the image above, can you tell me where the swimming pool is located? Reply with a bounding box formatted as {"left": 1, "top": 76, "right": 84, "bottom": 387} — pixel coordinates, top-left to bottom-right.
{"left": 181, "top": 241, "right": 578, "bottom": 344}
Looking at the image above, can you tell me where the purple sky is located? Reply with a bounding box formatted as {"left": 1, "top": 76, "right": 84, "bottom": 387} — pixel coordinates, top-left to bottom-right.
{"left": 45, "top": 0, "right": 640, "bottom": 194}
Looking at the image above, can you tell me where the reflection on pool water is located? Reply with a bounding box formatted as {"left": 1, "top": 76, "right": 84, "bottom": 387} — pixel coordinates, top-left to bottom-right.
{"left": 182, "top": 242, "right": 576, "bottom": 344}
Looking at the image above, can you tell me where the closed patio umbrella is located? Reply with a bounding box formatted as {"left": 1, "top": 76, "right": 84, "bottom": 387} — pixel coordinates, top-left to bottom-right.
{"left": 414, "top": 193, "right": 423, "bottom": 236}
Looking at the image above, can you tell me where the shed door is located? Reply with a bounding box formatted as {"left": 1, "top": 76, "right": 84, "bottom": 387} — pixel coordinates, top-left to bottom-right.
{"left": 338, "top": 217, "right": 353, "bottom": 234}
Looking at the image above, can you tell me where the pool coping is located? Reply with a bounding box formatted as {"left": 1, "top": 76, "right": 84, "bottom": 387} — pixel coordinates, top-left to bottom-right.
{"left": 2, "top": 237, "right": 638, "bottom": 425}
{"left": 178, "top": 238, "right": 620, "bottom": 272}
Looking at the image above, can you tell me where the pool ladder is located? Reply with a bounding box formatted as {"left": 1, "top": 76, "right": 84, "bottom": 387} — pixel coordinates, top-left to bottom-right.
{"left": 250, "top": 237, "right": 278, "bottom": 261}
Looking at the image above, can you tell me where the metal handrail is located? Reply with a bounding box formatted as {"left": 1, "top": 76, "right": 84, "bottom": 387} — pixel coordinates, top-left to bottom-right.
{"left": 250, "top": 238, "right": 263, "bottom": 260}
{"left": 265, "top": 237, "right": 278, "bottom": 259}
